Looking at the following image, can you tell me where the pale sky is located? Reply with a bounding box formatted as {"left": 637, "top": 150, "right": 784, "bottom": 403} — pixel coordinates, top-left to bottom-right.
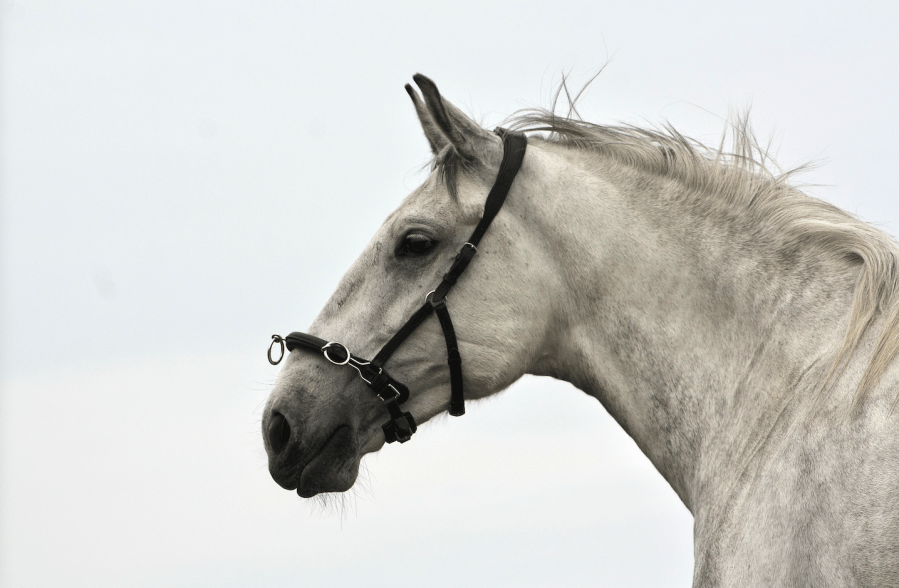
{"left": 2, "top": 2, "right": 898, "bottom": 586}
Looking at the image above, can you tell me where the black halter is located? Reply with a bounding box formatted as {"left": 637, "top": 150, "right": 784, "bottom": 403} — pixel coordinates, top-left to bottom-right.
{"left": 267, "top": 129, "right": 527, "bottom": 444}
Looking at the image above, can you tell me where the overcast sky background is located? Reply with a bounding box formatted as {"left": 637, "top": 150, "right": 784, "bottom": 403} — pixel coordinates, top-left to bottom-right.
{"left": 2, "top": 2, "right": 898, "bottom": 587}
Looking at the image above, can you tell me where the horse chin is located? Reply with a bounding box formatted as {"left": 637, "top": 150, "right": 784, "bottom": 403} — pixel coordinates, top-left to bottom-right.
{"left": 297, "top": 425, "right": 360, "bottom": 498}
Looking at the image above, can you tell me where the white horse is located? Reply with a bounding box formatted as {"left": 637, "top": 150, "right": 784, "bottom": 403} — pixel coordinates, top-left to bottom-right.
{"left": 263, "top": 74, "right": 899, "bottom": 586}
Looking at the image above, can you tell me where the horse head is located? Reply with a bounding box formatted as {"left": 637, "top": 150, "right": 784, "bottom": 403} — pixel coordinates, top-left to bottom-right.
{"left": 262, "top": 75, "right": 559, "bottom": 497}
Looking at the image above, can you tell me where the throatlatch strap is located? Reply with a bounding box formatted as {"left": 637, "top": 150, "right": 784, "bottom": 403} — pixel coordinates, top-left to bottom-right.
{"left": 432, "top": 299, "right": 464, "bottom": 416}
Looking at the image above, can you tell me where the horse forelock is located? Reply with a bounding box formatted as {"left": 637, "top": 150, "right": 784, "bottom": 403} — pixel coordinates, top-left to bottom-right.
{"left": 506, "top": 109, "right": 899, "bottom": 410}
{"left": 432, "top": 144, "right": 467, "bottom": 200}
{"left": 431, "top": 142, "right": 500, "bottom": 201}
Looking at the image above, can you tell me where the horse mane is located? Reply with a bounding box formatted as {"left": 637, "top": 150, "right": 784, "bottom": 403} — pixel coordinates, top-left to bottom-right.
{"left": 497, "top": 109, "right": 899, "bottom": 410}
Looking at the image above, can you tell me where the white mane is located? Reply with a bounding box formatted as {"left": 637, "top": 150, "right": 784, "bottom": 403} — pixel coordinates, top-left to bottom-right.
{"left": 507, "top": 110, "right": 899, "bottom": 409}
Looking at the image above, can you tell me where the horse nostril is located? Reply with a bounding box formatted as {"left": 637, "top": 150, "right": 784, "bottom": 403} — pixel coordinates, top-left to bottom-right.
{"left": 268, "top": 411, "right": 291, "bottom": 454}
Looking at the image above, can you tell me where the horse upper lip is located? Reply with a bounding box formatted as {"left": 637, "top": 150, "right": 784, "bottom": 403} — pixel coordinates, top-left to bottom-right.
{"left": 303, "top": 425, "right": 347, "bottom": 467}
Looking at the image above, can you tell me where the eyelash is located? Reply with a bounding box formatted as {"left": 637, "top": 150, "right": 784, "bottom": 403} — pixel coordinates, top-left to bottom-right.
{"left": 396, "top": 233, "right": 436, "bottom": 257}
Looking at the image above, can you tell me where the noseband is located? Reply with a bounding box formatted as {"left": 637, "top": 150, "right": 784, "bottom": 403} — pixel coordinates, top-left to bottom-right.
{"left": 267, "top": 129, "right": 527, "bottom": 443}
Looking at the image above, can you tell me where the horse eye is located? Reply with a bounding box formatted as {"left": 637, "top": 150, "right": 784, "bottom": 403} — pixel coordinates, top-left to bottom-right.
{"left": 397, "top": 233, "right": 436, "bottom": 257}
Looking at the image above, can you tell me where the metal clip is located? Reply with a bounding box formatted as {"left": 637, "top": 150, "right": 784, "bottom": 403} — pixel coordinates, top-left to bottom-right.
{"left": 321, "top": 342, "right": 351, "bottom": 366}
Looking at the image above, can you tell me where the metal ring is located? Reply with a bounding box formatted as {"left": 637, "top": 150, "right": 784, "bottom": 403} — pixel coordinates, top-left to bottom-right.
{"left": 425, "top": 289, "right": 449, "bottom": 302}
{"left": 464, "top": 242, "right": 478, "bottom": 253}
{"left": 268, "top": 335, "right": 285, "bottom": 365}
{"left": 426, "top": 289, "right": 448, "bottom": 306}
{"left": 322, "top": 342, "right": 351, "bottom": 366}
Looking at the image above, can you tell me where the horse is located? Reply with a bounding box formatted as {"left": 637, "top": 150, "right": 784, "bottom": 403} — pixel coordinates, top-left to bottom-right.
{"left": 262, "top": 74, "right": 899, "bottom": 587}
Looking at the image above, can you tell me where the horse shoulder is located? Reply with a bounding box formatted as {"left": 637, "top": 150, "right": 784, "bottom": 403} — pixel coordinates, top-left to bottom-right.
{"left": 693, "top": 358, "right": 899, "bottom": 587}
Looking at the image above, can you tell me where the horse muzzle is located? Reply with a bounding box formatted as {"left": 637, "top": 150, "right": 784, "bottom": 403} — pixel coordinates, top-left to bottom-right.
{"left": 264, "top": 405, "right": 360, "bottom": 496}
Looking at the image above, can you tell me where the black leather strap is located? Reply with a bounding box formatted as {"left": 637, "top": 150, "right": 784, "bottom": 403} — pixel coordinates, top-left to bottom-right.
{"left": 432, "top": 297, "right": 464, "bottom": 416}
{"left": 371, "top": 301, "right": 434, "bottom": 368}
{"left": 284, "top": 332, "right": 327, "bottom": 351}
{"left": 467, "top": 129, "right": 528, "bottom": 249}
{"left": 431, "top": 131, "right": 527, "bottom": 304}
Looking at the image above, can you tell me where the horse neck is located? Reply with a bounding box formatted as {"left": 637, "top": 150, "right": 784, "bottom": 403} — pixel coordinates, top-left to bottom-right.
{"left": 521, "top": 144, "right": 859, "bottom": 512}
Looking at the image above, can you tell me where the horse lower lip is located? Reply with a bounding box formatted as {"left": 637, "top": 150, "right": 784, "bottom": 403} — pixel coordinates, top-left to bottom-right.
{"left": 270, "top": 427, "right": 341, "bottom": 492}
{"left": 297, "top": 425, "right": 355, "bottom": 497}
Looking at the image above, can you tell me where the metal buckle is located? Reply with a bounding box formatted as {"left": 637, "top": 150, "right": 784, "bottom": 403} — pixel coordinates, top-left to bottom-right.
{"left": 321, "top": 342, "right": 351, "bottom": 366}
{"left": 377, "top": 384, "right": 402, "bottom": 402}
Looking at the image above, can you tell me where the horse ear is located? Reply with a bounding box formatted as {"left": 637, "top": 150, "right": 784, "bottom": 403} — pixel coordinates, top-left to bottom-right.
{"left": 409, "top": 74, "right": 498, "bottom": 163}
{"left": 405, "top": 83, "right": 446, "bottom": 155}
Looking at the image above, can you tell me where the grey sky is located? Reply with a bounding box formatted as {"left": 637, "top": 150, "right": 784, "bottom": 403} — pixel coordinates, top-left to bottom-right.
{"left": 2, "top": 1, "right": 897, "bottom": 586}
